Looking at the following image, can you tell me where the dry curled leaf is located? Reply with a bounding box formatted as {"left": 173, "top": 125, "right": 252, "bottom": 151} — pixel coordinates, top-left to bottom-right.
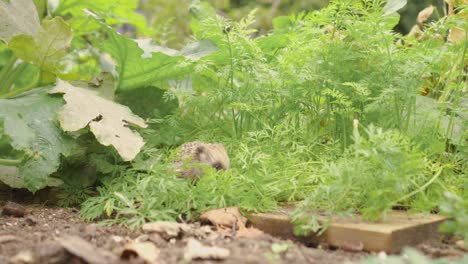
{"left": 50, "top": 80, "right": 147, "bottom": 161}
{"left": 121, "top": 242, "right": 159, "bottom": 263}
{"left": 417, "top": 5, "right": 435, "bottom": 24}
{"left": 142, "top": 221, "right": 190, "bottom": 239}
{"left": 236, "top": 226, "right": 265, "bottom": 239}
{"left": 200, "top": 207, "right": 247, "bottom": 229}
{"left": 58, "top": 235, "right": 117, "bottom": 264}
{"left": 448, "top": 27, "right": 466, "bottom": 44}
{"left": 183, "top": 238, "right": 230, "bottom": 261}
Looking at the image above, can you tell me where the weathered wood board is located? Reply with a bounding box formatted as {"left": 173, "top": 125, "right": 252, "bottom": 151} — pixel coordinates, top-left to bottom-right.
{"left": 248, "top": 208, "right": 448, "bottom": 253}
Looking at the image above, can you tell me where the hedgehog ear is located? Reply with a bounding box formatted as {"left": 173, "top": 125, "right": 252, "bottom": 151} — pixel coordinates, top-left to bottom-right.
{"left": 195, "top": 145, "right": 205, "bottom": 155}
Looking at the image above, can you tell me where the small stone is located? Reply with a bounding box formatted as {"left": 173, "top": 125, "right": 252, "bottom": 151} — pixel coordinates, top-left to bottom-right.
{"left": 24, "top": 216, "right": 38, "bottom": 226}
{"left": 134, "top": 234, "right": 149, "bottom": 243}
{"left": 378, "top": 251, "right": 387, "bottom": 260}
{"left": 11, "top": 250, "right": 34, "bottom": 264}
{"left": 142, "top": 221, "right": 190, "bottom": 240}
{"left": 84, "top": 224, "right": 98, "bottom": 237}
{"left": 340, "top": 241, "right": 364, "bottom": 252}
{"left": 1, "top": 201, "right": 26, "bottom": 217}
{"left": 456, "top": 240, "right": 467, "bottom": 252}
{"left": 184, "top": 238, "right": 230, "bottom": 261}
{"left": 111, "top": 236, "right": 124, "bottom": 243}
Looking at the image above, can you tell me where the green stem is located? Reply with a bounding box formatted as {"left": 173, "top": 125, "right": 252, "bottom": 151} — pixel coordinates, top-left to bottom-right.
{"left": 0, "top": 54, "right": 18, "bottom": 93}
{"left": 2, "top": 63, "right": 28, "bottom": 93}
{"left": 225, "top": 32, "right": 234, "bottom": 90}
{"left": 0, "top": 158, "right": 22, "bottom": 166}
{"left": 396, "top": 167, "right": 444, "bottom": 203}
{"left": 0, "top": 84, "right": 35, "bottom": 99}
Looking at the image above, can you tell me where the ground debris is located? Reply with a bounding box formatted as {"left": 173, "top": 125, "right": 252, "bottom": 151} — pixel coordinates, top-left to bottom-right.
{"left": 418, "top": 243, "right": 462, "bottom": 258}
{"left": 142, "top": 221, "right": 190, "bottom": 240}
{"left": 11, "top": 242, "right": 72, "bottom": 264}
{"left": 200, "top": 207, "right": 247, "bottom": 228}
{"left": 23, "top": 216, "right": 37, "bottom": 226}
{"left": 2, "top": 201, "right": 26, "bottom": 217}
{"left": 58, "top": 235, "right": 118, "bottom": 264}
{"left": 201, "top": 207, "right": 264, "bottom": 239}
{"left": 340, "top": 241, "right": 365, "bottom": 252}
{"left": 455, "top": 240, "right": 467, "bottom": 252}
{"left": 0, "top": 234, "right": 17, "bottom": 244}
{"left": 121, "top": 242, "right": 159, "bottom": 263}
{"left": 183, "top": 238, "right": 230, "bottom": 261}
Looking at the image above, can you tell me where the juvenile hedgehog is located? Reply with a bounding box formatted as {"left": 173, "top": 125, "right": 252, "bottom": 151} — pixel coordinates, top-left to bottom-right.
{"left": 173, "top": 141, "right": 230, "bottom": 179}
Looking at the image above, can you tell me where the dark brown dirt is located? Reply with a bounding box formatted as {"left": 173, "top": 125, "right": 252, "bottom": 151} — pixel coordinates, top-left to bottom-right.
{"left": 0, "top": 202, "right": 465, "bottom": 264}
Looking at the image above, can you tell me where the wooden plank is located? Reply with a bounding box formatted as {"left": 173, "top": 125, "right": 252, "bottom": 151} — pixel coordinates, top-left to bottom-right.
{"left": 248, "top": 209, "right": 447, "bottom": 253}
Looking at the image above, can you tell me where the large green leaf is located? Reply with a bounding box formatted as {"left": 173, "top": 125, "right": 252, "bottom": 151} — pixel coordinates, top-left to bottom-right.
{"left": 0, "top": 88, "right": 76, "bottom": 192}
{"left": 8, "top": 17, "right": 73, "bottom": 75}
{"left": 50, "top": 80, "right": 148, "bottom": 161}
{"left": 0, "top": 0, "right": 40, "bottom": 43}
{"left": 53, "top": 0, "right": 151, "bottom": 35}
{"left": 99, "top": 25, "right": 191, "bottom": 92}
{"left": 382, "top": 0, "right": 407, "bottom": 16}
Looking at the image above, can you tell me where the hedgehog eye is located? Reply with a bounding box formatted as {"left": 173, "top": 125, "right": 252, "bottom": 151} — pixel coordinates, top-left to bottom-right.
{"left": 212, "top": 163, "right": 223, "bottom": 170}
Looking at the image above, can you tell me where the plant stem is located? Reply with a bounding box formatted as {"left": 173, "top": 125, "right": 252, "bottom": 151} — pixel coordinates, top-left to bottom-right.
{"left": 396, "top": 167, "right": 444, "bottom": 203}
{"left": 0, "top": 54, "right": 18, "bottom": 94}
{"left": 0, "top": 84, "right": 35, "bottom": 99}
{"left": 0, "top": 158, "right": 22, "bottom": 166}
{"left": 1, "top": 63, "right": 28, "bottom": 95}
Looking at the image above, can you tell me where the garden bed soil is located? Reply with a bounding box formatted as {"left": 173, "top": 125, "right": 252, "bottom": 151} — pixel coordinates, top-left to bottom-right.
{"left": 0, "top": 202, "right": 466, "bottom": 264}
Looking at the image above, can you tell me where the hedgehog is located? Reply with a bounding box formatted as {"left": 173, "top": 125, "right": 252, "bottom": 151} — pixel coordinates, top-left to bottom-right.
{"left": 173, "top": 141, "right": 230, "bottom": 179}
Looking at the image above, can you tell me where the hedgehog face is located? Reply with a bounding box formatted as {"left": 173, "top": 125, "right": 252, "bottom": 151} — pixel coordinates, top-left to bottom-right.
{"left": 195, "top": 144, "right": 230, "bottom": 171}
{"left": 175, "top": 141, "right": 230, "bottom": 179}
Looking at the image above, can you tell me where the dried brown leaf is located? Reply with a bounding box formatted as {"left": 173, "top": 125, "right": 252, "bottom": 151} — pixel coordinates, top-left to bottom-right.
{"left": 200, "top": 207, "right": 247, "bottom": 229}
{"left": 417, "top": 5, "right": 435, "bottom": 24}
{"left": 121, "top": 242, "right": 159, "bottom": 263}
{"left": 50, "top": 80, "right": 147, "bottom": 161}
{"left": 183, "top": 238, "right": 230, "bottom": 261}
{"left": 236, "top": 226, "right": 265, "bottom": 239}
{"left": 447, "top": 27, "right": 466, "bottom": 44}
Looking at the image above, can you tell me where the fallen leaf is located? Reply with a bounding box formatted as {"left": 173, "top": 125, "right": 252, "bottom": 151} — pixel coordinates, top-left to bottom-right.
{"left": 184, "top": 238, "right": 230, "bottom": 261}
{"left": 417, "top": 5, "right": 435, "bottom": 24}
{"left": 50, "top": 80, "right": 147, "bottom": 161}
{"left": 121, "top": 242, "right": 159, "bottom": 263}
{"left": 142, "top": 221, "right": 190, "bottom": 239}
{"left": 10, "top": 250, "right": 34, "bottom": 264}
{"left": 58, "top": 235, "right": 118, "bottom": 264}
{"left": 271, "top": 243, "right": 293, "bottom": 254}
{"left": 407, "top": 25, "right": 422, "bottom": 39}
{"left": 236, "top": 226, "right": 265, "bottom": 239}
{"left": 0, "top": 0, "right": 40, "bottom": 42}
{"left": 455, "top": 240, "right": 467, "bottom": 252}
{"left": 340, "top": 241, "right": 364, "bottom": 252}
{"left": 448, "top": 27, "right": 466, "bottom": 44}
{"left": 0, "top": 235, "right": 17, "bottom": 244}
{"left": 200, "top": 207, "right": 247, "bottom": 229}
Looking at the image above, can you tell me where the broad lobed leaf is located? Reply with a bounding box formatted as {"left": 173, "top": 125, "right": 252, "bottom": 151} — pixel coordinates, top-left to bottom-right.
{"left": 0, "top": 88, "right": 76, "bottom": 191}
{"left": 8, "top": 17, "right": 73, "bottom": 76}
{"left": 0, "top": 0, "right": 40, "bottom": 42}
{"left": 50, "top": 80, "right": 148, "bottom": 161}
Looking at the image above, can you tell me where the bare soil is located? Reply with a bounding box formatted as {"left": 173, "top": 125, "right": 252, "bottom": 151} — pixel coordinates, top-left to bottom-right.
{"left": 0, "top": 200, "right": 465, "bottom": 264}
